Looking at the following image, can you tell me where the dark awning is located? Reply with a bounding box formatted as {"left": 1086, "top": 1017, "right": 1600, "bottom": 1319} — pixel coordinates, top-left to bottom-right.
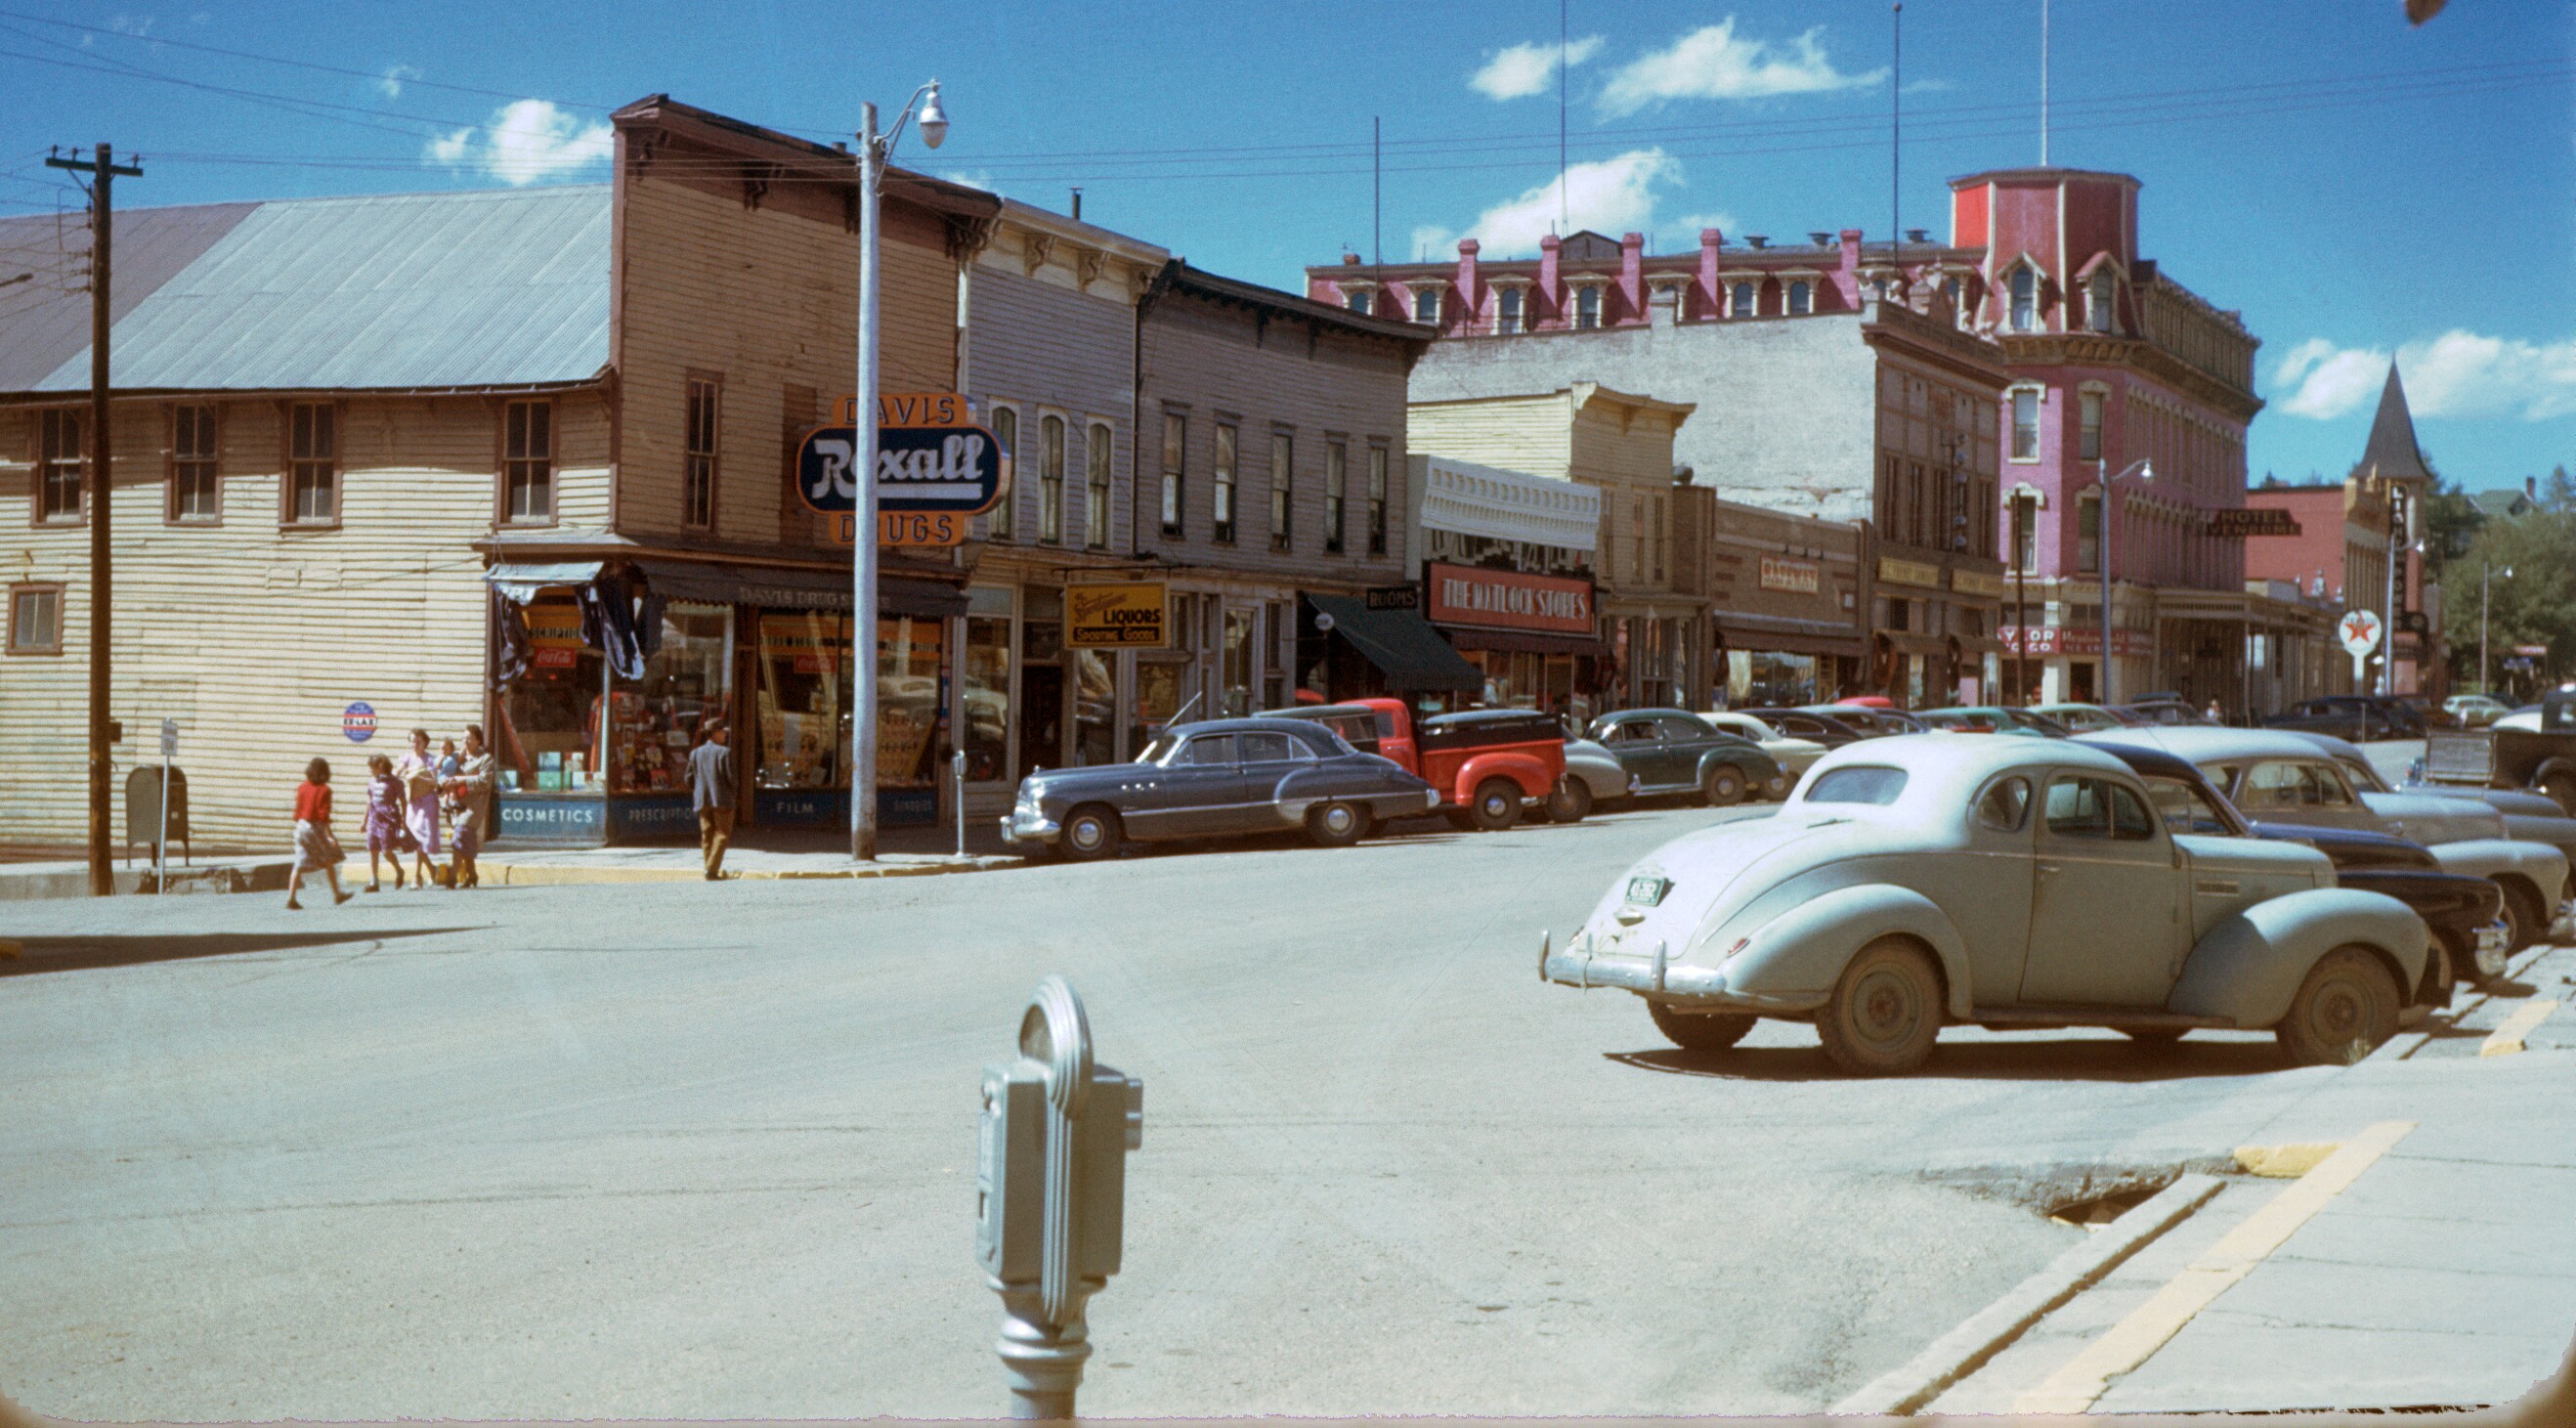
{"left": 633, "top": 559, "right": 968, "bottom": 619}
{"left": 1441, "top": 627, "right": 1609, "bottom": 659}
{"left": 1309, "top": 594, "right": 1485, "bottom": 693}
{"left": 486, "top": 559, "right": 604, "bottom": 604}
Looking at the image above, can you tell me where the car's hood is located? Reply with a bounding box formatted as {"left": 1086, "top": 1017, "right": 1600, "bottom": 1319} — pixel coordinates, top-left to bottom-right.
{"left": 1578, "top": 810, "right": 1913, "bottom": 963}
{"left": 2247, "top": 820, "right": 2436, "bottom": 870}
{"left": 2359, "top": 791, "right": 2508, "bottom": 844}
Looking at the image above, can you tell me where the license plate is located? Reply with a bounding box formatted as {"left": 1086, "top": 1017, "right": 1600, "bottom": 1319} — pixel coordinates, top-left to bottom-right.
{"left": 1624, "top": 874, "right": 1670, "bottom": 907}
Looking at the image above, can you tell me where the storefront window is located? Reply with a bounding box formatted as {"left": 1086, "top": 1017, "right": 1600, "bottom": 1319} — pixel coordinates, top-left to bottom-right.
{"left": 1222, "top": 607, "right": 1255, "bottom": 716}
{"left": 1131, "top": 660, "right": 1184, "bottom": 752}
{"left": 613, "top": 601, "right": 731, "bottom": 795}
{"left": 1073, "top": 649, "right": 1115, "bottom": 765}
{"left": 500, "top": 589, "right": 602, "bottom": 792}
{"left": 879, "top": 616, "right": 945, "bottom": 801}
{"left": 963, "top": 612, "right": 1010, "bottom": 783}
{"left": 755, "top": 611, "right": 848, "bottom": 790}
{"left": 1728, "top": 651, "right": 1819, "bottom": 708}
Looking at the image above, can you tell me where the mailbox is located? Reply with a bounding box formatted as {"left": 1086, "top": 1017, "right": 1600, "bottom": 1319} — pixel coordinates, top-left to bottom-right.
{"left": 979, "top": 975, "right": 1141, "bottom": 1420}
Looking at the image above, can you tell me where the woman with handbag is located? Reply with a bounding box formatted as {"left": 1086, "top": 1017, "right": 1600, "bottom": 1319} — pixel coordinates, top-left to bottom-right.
{"left": 391, "top": 728, "right": 448, "bottom": 888}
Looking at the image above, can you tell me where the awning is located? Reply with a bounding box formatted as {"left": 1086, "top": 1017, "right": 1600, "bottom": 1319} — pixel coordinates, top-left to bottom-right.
{"left": 1440, "top": 626, "right": 1609, "bottom": 658}
{"left": 1715, "top": 613, "right": 1865, "bottom": 660}
{"left": 1309, "top": 594, "right": 1486, "bottom": 693}
{"left": 633, "top": 560, "right": 968, "bottom": 620}
{"left": 486, "top": 559, "right": 604, "bottom": 605}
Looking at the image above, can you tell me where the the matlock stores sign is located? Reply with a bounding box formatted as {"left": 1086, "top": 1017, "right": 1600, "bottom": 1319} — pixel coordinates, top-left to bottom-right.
{"left": 1066, "top": 583, "right": 1170, "bottom": 649}
{"left": 1758, "top": 555, "right": 1821, "bottom": 595}
{"left": 1425, "top": 561, "right": 1595, "bottom": 635}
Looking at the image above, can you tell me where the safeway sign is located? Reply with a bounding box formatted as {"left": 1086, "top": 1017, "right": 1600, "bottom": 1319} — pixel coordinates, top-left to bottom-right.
{"left": 796, "top": 393, "right": 1005, "bottom": 517}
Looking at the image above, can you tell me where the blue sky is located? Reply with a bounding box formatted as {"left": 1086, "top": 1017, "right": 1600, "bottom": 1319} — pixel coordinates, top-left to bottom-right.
{"left": 1, "top": 0, "right": 2567, "bottom": 495}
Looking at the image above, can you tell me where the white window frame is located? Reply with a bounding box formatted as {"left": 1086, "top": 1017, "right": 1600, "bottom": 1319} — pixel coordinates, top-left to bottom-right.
{"left": 2008, "top": 384, "right": 2044, "bottom": 463}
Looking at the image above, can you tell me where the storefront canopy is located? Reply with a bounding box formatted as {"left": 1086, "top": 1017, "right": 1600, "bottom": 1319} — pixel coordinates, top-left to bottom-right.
{"left": 486, "top": 559, "right": 604, "bottom": 605}
{"left": 1308, "top": 594, "right": 1485, "bottom": 694}
{"left": 632, "top": 560, "right": 968, "bottom": 620}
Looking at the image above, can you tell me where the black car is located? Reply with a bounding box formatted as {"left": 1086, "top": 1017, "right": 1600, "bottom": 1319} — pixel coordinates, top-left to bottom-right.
{"left": 2096, "top": 741, "right": 2508, "bottom": 984}
{"left": 1741, "top": 708, "right": 1868, "bottom": 748}
{"left": 2267, "top": 695, "right": 2427, "bottom": 741}
{"left": 1796, "top": 704, "right": 1932, "bottom": 737}
{"left": 1583, "top": 708, "right": 1783, "bottom": 804}
{"left": 1000, "top": 716, "right": 1438, "bottom": 861}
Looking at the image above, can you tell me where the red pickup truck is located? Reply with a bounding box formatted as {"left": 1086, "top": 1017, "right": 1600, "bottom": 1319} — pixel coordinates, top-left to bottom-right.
{"left": 1264, "top": 697, "right": 1570, "bottom": 831}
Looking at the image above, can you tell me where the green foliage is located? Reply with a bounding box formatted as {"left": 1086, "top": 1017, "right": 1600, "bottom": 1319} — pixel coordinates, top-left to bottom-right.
{"left": 2418, "top": 477, "right": 2484, "bottom": 570}
{"left": 2440, "top": 480, "right": 2576, "bottom": 689}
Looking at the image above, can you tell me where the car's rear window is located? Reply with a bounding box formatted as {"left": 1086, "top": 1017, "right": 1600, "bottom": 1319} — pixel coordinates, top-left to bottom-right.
{"left": 1805, "top": 765, "right": 1908, "bottom": 805}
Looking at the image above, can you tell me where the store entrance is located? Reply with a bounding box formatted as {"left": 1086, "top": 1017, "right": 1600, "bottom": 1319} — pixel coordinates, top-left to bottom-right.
{"left": 1019, "top": 665, "right": 1064, "bottom": 778}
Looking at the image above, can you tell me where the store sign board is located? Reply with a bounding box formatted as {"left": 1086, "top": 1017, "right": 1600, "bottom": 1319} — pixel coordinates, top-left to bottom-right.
{"left": 526, "top": 596, "right": 584, "bottom": 668}
{"left": 496, "top": 794, "right": 605, "bottom": 844}
{"left": 342, "top": 702, "right": 376, "bottom": 743}
{"left": 1996, "top": 625, "right": 2155, "bottom": 658}
{"left": 1951, "top": 569, "right": 2007, "bottom": 598}
{"left": 2208, "top": 507, "right": 2303, "bottom": 538}
{"left": 824, "top": 511, "right": 972, "bottom": 547}
{"left": 1877, "top": 556, "right": 1944, "bottom": 589}
{"left": 797, "top": 421, "right": 1004, "bottom": 515}
{"left": 1758, "top": 555, "right": 1820, "bottom": 595}
{"left": 2340, "top": 608, "right": 2383, "bottom": 658}
{"left": 1425, "top": 561, "right": 1594, "bottom": 635}
{"left": 1067, "top": 583, "right": 1170, "bottom": 649}
{"left": 1364, "top": 584, "right": 1421, "bottom": 611}
{"left": 837, "top": 392, "right": 974, "bottom": 428}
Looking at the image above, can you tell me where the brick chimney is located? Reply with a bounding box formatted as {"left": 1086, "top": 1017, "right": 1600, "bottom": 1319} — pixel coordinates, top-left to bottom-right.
{"left": 1456, "top": 238, "right": 1481, "bottom": 331}
{"left": 1538, "top": 233, "right": 1563, "bottom": 328}
{"left": 1836, "top": 229, "right": 1865, "bottom": 309}
{"left": 1618, "top": 231, "right": 1645, "bottom": 325}
{"left": 1697, "top": 228, "right": 1723, "bottom": 321}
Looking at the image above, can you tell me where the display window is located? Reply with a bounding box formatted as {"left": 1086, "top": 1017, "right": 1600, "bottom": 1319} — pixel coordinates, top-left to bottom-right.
{"left": 879, "top": 616, "right": 945, "bottom": 795}
{"left": 1728, "top": 651, "right": 1820, "bottom": 708}
{"left": 613, "top": 601, "right": 732, "bottom": 795}
{"left": 756, "top": 611, "right": 850, "bottom": 790}
{"left": 500, "top": 590, "right": 602, "bottom": 792}
{"left": 963, "top": 612, "right": 1010, "bottom": 783}
{"left": 1072, "top": 649, "right": 1115, "bottom": 764}
{"left": 1131, "top": 660, "right": 1184, "bottom": 752}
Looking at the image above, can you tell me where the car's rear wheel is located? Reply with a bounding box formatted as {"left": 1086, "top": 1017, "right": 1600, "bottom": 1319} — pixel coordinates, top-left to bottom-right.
{"left": 1544, "top": 776, "right": 1593, "bottom": 824}
{"left": 2543, "top": 770, "right": 2576, "bottom": 818}
{"left": 1468, "top": 778, "right": 1523, "bottom": 832}
{"left": 1058, "top": 804, "right": 1123, "bottom": 862}
{"left": 2494, "top": 879, "right": 2540, "bottom": 953}
{"left": 2274, "top": 946, "right": 2401, "bottom": 1067}
{"left": 1815, "top": 936, "right": 1943, "bottom": 1075}
{"left": 1648, "top": 999, "right": 1754, "bottom": 1053}
{"left": 1306, "top": 801, "right": 1365, "bottom": 848}
{"left": 1703, "top": 765, "right": 1747, "bottom": 807}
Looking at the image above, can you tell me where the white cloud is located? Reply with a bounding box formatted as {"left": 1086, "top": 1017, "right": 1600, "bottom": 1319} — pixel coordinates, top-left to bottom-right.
{"left": 1469, "top": 35, "right": 1604, "bottom": 102}
{"left": 940, "top": 170, "right": 997, "bottom": 192}
{"left": 378, "top": 65, "right": 420, "bottom": 101}
{"left": 2273, "top": 330, "right": 2576, "bottom": 422}
{"left": 1675, "top": 210, "right": 1739, "bottom": 237}
{"left": 1900, "top": 77, "right": 1954, "bottom": 95}
{"left": 423, "top": 100, "right": 614, "bottom": 187}
{"left": 1415, "top": 148, "right": 1684, "bottom": 260}
{"left": 1601, "top": 19, "right": 1884, "bottom": 115}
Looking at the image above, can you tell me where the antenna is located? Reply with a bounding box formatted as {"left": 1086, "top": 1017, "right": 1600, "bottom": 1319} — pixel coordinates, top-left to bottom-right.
{"left": 1559, "top": 0, "right": 1569, "bottom": 237}
{"left": 1372, "top": 115, "right": 1381, "bottom": 269}
{"left": 2040, "top": 0, "right": 2052, "bottom": 165}
{"left": 1892, "top": 3, "right": 1902, "bottom": 295}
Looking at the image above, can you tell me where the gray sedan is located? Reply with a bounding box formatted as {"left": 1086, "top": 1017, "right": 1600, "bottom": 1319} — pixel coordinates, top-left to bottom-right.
{"left": 1001, "top": 716, "right": 1438, "bottom": 860}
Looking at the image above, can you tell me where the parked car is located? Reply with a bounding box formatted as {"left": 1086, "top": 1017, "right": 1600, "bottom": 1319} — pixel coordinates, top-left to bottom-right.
{"left": 1263, "top": 698, "right": 1567, "bottom": 830}
{"left": 2426, "top": 688, "right": 2576, "bottom": 816}
{"left": 1917, "top": 706, "right": 2072, "bottom": 738}
{"left": 2445, "top": 694, "right": 2512, "bottom": 728}
{"left": 1584, "top": 709, "right": 1784, "bottom": 805}
{"left": 2291, "top": 727, "right": 2576, "bottom": 862}
{"left": 2094, "top": 740, "right": 2509, "bottom": 983}
{"left": 2081, "top": 725, "right": 2572, "bottom": 952}
{"left": 2118, "top": 694, "right": 2218, "bottom": 726}
{"left": 1802, "top": 704, "right": 1933, "bottom": 736}
{"left": 1001, "top": 716, "right": 1438, "bottom": 860}
{"left": 2031, "top": 702, "right": 2148, "bottom": 733}
{"left": 1559, "top": 737, "right": 1632, "bottom": 819}
{"left": 1701, "top": 712, "right": 1829, "bottom": 786}
{"left": 1743, "top": 708, "right": 1871, "bottom": 748}
{"left": 2267, "top": 695, "right": 2427, "bottom": 741}
{"left": 1540, "top": 736, "right": 2436, "bottom": 1073}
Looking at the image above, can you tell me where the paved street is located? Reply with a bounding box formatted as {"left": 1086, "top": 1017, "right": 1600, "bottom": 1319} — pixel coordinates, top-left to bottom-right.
{"left": 4, "top": 803, "right": 2571, "bottom": 1419}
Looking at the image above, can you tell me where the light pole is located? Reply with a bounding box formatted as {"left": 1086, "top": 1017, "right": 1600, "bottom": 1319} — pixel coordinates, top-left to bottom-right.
{"left": 853, "top": 80, "right": 949, "bottom": 862}
{"left": 2094, "top": 457, "right": 2152, "bottom": 707}
{"left": 2482, "top": 561, "right": 2512, "bottom": 698}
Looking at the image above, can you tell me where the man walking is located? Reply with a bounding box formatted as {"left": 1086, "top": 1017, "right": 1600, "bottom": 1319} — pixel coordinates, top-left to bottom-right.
{"left": 691, "top": 719, "right": 736, "bottom": 881}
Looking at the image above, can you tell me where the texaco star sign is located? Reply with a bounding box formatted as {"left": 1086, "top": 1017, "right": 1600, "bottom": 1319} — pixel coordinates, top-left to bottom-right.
{"left": 2340, "top": 608, "right": 2384, "bottom": 658}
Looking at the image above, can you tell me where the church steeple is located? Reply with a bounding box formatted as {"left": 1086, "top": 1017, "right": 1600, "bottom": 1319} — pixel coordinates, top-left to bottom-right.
{"left": 2350, "top": 362, "right": 2433, "bottom": 483}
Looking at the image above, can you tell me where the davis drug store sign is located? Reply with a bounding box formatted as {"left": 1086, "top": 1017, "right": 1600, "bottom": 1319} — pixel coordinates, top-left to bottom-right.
{"left": 1425, "top": 562, "right": 1595, "bottom": 636}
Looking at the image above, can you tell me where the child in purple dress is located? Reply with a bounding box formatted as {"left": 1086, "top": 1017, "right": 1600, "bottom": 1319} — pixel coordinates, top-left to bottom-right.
{"left": 362, "top": 754, "right": 412, "bottom": 891}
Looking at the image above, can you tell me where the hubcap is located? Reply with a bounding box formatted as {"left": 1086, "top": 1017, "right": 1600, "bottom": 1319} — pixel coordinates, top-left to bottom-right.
{"left": 1853, "top": 967, "right": 1920, "bottom": 1047}
{"left": 1325, "top": 806, "right": 1352, "bottom": 834}
{"left": 1069, "top": 819, "right": 1100, "bottom": 850}
{"left": 1485, "top": 794, "right": 1509, "bottom": 817}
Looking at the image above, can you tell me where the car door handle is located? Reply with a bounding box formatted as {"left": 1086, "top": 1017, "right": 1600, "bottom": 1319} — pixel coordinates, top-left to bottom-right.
{"left": 2038, "top": 862, "right": 2062, "bottom": 878}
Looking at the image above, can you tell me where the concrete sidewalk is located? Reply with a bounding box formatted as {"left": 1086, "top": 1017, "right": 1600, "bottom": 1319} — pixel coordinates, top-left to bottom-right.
{"left": 0, "top": 853, "right": 288, "bottom": 901}
{"left": 1916, "top": 943, "right": 2576, "bottom": 1415}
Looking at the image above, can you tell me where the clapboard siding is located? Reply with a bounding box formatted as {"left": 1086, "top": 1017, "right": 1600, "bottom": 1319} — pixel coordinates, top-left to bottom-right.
{"left": 1136, "top": 287, "right": 1415, "bottom": 588}
{"left": 0, "top": 390, "right": 608, "bottom": 852}
{"left": 613, "top": 175, "right": 958, "bottom": 546}
{"left": 966, "top": 256, "right": 1139, "bottom": 553}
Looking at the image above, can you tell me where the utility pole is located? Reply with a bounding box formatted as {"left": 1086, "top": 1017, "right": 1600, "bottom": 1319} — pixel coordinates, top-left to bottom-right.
{"left": 46, "top": 143, "right": 142, "bottom": 898}
{"left": 855, "top": 105, "right": 884, "bottom": 862}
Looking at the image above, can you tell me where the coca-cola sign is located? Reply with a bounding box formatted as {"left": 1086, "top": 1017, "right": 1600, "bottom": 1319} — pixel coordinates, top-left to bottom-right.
{"left": 1425, "top": 561, "right": 1595, "bottom": 635}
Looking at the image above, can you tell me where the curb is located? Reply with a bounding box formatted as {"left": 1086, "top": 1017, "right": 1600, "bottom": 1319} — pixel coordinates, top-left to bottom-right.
{"left": 1831, "top": 1171, "right": 2225, "bottom": 1417}
{"left": 485, "top": 855, "right": 1023, "bottom": 887}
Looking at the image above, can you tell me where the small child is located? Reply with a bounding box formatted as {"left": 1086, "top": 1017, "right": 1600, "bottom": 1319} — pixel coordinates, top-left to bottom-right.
{"left": 286, "top": 757, "right": 354, "bottom": 911}
{"left": 361, "top": 753, "right": 411, "bottom": 891}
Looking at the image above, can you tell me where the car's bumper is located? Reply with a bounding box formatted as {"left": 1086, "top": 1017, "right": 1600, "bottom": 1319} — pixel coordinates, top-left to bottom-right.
{"left": 2472, "top": 919, "right": 2512, "bottom": 977}
{"left": 1536, "top": 932, "right": 1824, "bottom": 1015}
{"left": 998, "top": 808, "right": 1058, "bottom": 847}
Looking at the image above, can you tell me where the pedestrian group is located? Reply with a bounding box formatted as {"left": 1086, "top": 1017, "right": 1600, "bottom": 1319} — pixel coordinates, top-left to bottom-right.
{"left": 287, "top": 724, "right": 494, "bottom": 910}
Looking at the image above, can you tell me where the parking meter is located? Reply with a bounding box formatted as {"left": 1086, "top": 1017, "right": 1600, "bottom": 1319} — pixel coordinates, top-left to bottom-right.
{"left": 979, "top": 975, "right": 1141, "bottom": 1419}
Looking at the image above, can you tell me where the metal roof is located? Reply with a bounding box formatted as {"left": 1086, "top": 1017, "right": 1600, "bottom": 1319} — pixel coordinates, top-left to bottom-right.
{"left": 24, "top": 185, "right": 610, "bottom": 394}
{"left": 0, "top": 200, "right": 260, "bottom": 391}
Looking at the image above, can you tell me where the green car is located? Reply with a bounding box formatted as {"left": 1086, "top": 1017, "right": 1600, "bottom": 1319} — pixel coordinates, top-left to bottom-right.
{"left": 1584, "top": 708, "right": 1783, "bottom": 806}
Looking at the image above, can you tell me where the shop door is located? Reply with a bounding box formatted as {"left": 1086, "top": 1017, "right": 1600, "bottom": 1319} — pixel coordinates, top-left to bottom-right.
{"left": 1019, "top": 666, "right": 1065, "bottom": 778}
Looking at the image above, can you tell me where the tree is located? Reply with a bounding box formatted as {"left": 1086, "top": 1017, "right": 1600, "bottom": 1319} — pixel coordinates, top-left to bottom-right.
{"left": 2441, "top": 500, "right": 2576, "bottom": 694}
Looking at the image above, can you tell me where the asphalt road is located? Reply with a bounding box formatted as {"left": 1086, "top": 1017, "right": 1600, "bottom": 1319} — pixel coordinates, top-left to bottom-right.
{"left": 0, "top": 802, "right": 2471, "bottom": 1419}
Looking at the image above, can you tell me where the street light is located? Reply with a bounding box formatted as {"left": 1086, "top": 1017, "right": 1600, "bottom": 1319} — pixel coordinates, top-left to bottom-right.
{"left": 2095, "top": 457, "right": 2152, "bottom": 707}
{"left": 2482, "top": 561, "right": 2512, "bottom": 698}
{"left": 852, "top": 79, "right": 949, "bottom": 861}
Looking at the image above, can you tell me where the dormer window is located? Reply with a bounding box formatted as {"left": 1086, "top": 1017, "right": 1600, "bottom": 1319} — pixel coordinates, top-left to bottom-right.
{"left": 1943, "top": 277, "right": 1964, "bottom": 326}
{"left": 2009, "top": 266, "right": 2038, "bottom": 332}
{"left": 1573, "top": 284, "right": 1601, "bottom": 329}
{"left": 1496, "top": 286, "right": 1523, "bottom": 334}
{"left": 2087, "top": 269, "right": 2116, "bottom": 333}
{"left": 1788, "top": 281, "right": 1812, "bottom": 316}
{"left": 1348, "top": 289, "right": 1373, "bottom": 316}
{"left": 1730, "top": 281, "right": 1755, "bottom": 318}
{"left": 1414, "top": 285, "right": 1444, "bottom": 325}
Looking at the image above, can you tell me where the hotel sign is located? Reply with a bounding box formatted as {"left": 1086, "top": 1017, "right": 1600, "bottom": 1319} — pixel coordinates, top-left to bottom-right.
{"left": 2208, "top": 508, "right": 2303, "bottom": 538}
{"left": 1758, "top": 555, "right": 1820, "bottom": 595}
{"left": 1426, "top": 561, "right": 1594, "bottom": 635}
